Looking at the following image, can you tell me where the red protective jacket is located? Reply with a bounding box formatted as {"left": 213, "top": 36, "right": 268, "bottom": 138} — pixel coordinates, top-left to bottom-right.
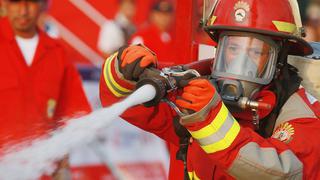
{"left": 100, "top": 53, "right": 320, "bottom": 179}
{"left": 0, "top": 18, "right": 91, "bottom": 151}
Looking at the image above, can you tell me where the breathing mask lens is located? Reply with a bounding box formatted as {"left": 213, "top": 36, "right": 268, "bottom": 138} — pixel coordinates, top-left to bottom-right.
{"left": 212, "top": 33, "right": 279, "bottom": 85}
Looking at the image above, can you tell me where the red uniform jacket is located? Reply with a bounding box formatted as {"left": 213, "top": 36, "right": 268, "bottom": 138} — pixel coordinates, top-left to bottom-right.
{"left": 0, "top": 18, "right": 91, "bottom": 151}
{"left": 100, "top": 53, "right": 320, "bottom": 179}
{"left": 129, "top": 24, "right": 175, "bottom": 67}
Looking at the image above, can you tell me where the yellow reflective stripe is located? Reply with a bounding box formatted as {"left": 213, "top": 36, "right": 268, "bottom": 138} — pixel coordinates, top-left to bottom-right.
{"left": 106, "top": 53, "right": 132, "bottom": 93}
{"left": 189, "top": 104, "right": 229, "bottom": 139}
{"left": 104, "top": 53, "right": 122, "bottom": 97}
{"left": 201, "top": 120, "right": 240, "bottom": 153}
{"left": 103, "top": 53, "right": 132, "bottom": 97}
{"left": 188, "top": 171, "right": 200, "bottom": 180}
{"left": 209, "top": 16, "right": 217, "bottom": 25}
{"left": 272, "top": 21, "right": 296, "bottom": 33}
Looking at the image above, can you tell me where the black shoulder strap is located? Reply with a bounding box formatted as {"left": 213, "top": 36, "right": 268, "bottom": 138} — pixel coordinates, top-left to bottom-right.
{"left": 259, "top": 42, "right": 302, "bottom": 137}
{"left": 259, "top": 63, "right": 302, "bottom": 137}
{"left": 173, "top": 116, "right": 191, "bottom": 180}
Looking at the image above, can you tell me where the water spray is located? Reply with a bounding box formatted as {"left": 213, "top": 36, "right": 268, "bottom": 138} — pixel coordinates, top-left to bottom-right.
{"left": 0, "top": 84, "right": 156, "bottom": 180}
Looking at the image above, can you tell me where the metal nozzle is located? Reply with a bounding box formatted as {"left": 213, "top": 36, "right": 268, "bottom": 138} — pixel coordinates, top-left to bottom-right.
{"left": 237, "top": 97, "right": 271, "bottom": 110}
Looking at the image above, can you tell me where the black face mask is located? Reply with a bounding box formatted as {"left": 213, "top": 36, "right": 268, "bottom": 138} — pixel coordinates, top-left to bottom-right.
{"left": 218, "top": 79, "right": 243, "bottom": 101}
{"left": 212, "top": 77, "right": 261, "bottom": 114}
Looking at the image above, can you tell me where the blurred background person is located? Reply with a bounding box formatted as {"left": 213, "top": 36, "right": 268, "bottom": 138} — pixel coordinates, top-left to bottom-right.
{"left": 130, "top": 0, "right": 174, "bottom": 66}
{"left": 304, "top": 1, "right": 320, "bottom": 42}
{"left": 298, "top": 0, "right": 310, "bottom": 26}
{"left": 0, "top": 1, "right": 4, "bottom": 16}
{"left": 0, "top": 0, "right": 91, "bottom": 177}
{"left": 97, "top": 0, "right": 136, "bottom": 58}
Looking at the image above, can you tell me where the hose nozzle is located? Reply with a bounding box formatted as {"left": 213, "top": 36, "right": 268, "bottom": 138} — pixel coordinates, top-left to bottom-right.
{"left": 136, "top": 67, "right": 201, "bottom": 116}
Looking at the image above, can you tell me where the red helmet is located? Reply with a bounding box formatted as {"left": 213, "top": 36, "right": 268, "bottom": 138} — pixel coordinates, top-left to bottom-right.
{"left": 204, "top": 0, "right": 312, "bottom": 56}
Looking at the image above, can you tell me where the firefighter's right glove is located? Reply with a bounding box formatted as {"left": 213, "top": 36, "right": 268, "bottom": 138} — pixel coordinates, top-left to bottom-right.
{"left": 175, "top": 79, "right": 221, "bottom": 125}
{"left": 117, "top": 45, "right": 158, "bottom": 81}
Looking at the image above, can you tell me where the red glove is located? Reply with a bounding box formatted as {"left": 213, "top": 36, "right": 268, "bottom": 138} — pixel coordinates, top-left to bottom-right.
{"left": 176, "top": 79, "right": 241, "bottom": 154}
{"left": 176, "top": 79, "right": 216, "bottom": 112}
{"left": 118, "top": 45, "right": 157, "bottom": 81}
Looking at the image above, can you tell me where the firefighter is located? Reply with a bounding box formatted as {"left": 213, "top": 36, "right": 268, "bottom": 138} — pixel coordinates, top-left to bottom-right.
{"left": 97, "top": 0, "right": 137, "bottom": 58}
{"left": 0, "top": 0, "right": 91, "bottom": 178}
{"left": 130, "top": 0, "right": 174, "bottom": 66}
{"left": 100, "top": 0, "right": 320, "bottom": 179}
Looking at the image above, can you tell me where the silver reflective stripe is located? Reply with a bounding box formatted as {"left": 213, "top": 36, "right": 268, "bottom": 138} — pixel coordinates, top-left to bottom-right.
{"left": 197, "top": 112, "right": 234, "bottom": 146}
{"left": 228, "top": 142, "right": 303, "bottom": 179}
{"left": 275, "top": 92, "right": 317, "bottom": 130}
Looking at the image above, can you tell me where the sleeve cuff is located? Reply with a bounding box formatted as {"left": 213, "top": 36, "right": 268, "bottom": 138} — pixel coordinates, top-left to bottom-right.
{"left": 187, "top": 103, "right": 241, "bottom": 153}
{"left": 102, "top": 52, "right": 136, "bottom": 97}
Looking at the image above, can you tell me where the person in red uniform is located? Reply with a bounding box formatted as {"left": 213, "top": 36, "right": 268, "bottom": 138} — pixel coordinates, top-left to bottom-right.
{"left": 129, "top": 0, "right": 174, "bottom": 67}
{"left": 0, "top": 0, "right": 91, "bottom": 177}
{"left": 100, "top": 0, "right": 320, "bottom": 179}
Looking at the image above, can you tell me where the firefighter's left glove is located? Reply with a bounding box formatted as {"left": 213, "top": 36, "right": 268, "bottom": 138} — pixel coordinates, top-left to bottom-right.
{"left": 118, "top": 45, "right": 158, "bottom": 81}
{"left": 176, "top": 79, "right": 241, "bottom": 154}
{"left": 175, "top": 79, "right": 221, "bottom": 125}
